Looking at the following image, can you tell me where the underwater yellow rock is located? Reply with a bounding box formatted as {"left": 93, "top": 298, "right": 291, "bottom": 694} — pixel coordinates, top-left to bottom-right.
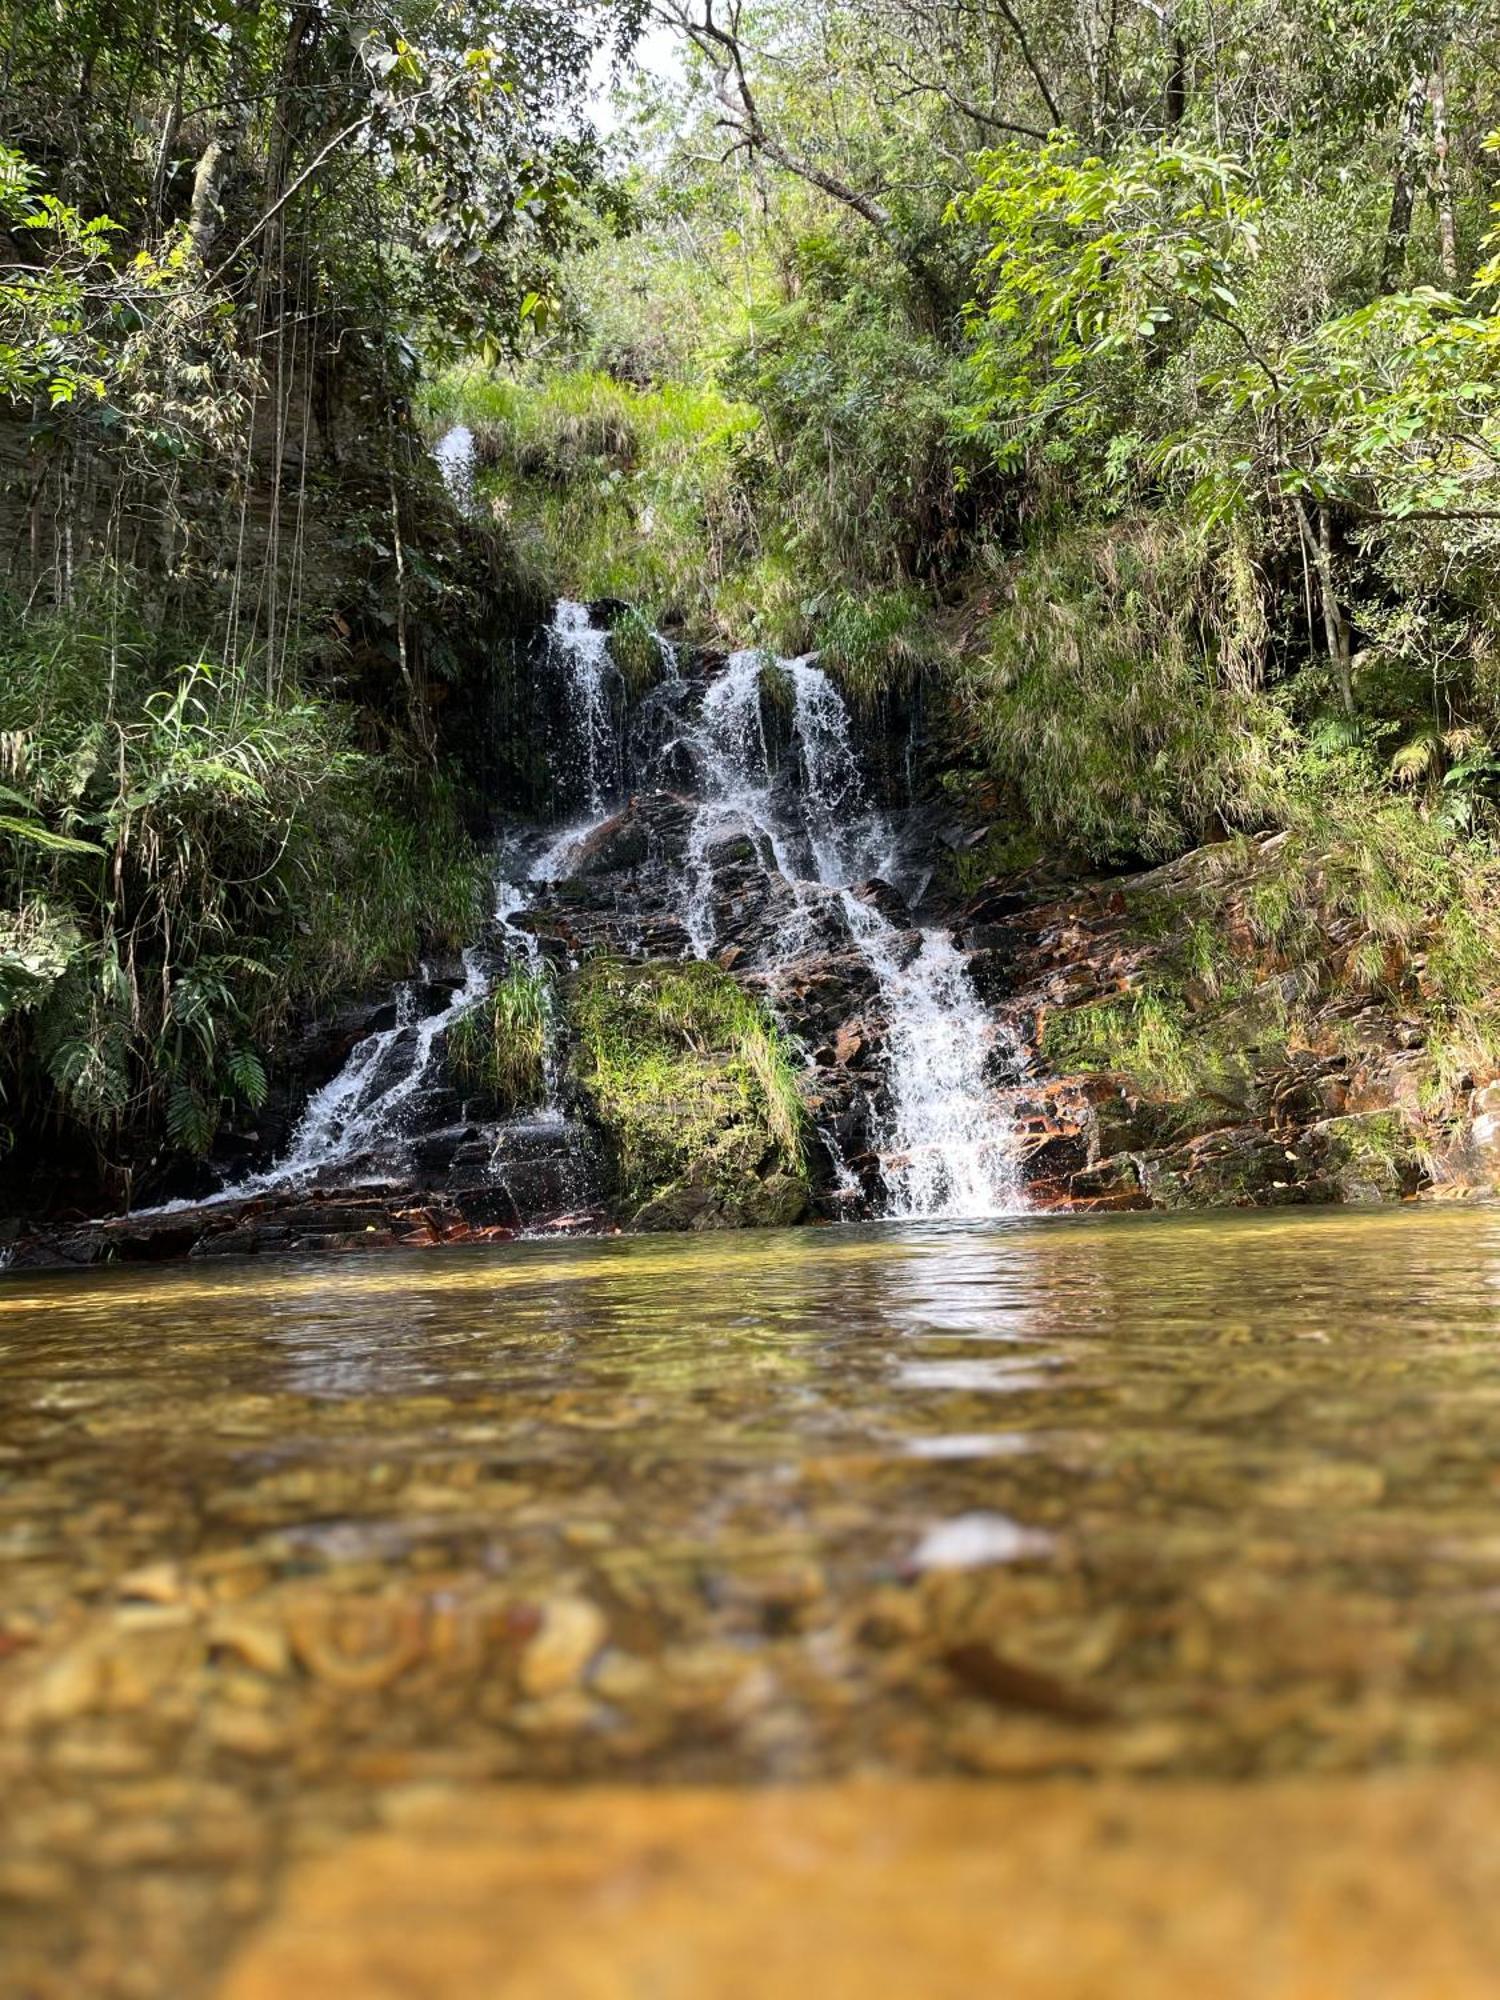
{"left": 219, "top": 1772, "right": 1500, "bottom": 2000}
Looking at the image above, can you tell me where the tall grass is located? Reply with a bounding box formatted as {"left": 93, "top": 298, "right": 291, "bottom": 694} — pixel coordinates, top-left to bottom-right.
{"left": 959, "top": 515, "right": 1287, "bottom": 863}
{"left": 1043, "top": 784, "right": 1500, "bottom": 1121}
{"left": 0, "top": 604, "right": 484, "bottom": 1174}
{"left": 427, "top": 368, "right": 759, "bottom": 628}
{"left": 447, "top": 969, "right": 551, "bottom": 1112}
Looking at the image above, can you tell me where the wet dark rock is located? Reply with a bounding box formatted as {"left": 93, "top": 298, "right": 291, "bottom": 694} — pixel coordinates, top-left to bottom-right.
{"left": 942, "top": 1643, "right": 1113, "bottom": 1723}
{"left": 851, "top": 878, "right": 910, "bottom": 926}
{"left": 572, "top": 812, "right": 650, "bottom": 877}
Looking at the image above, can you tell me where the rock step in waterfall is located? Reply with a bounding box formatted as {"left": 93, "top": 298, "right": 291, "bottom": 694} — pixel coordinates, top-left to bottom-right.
{"left": 126, "top": 598, "right": 1028, "bottom": 1240}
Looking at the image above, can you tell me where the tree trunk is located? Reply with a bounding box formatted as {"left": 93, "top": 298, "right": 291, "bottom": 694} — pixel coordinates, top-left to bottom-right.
{"left": 1299, "top": 502, "right": 1353, "bottom": 716}
{"left": 187, "top": 33, "right": 250, "bottom": 265}
{"left": 1164, "top": 31, "right": 1188, "bottom": 129}
{"left": 1429, "top": 61, "right": 1458, "bottom": 284}
{"left": 1381, "top": 70, "right": 1428, "bottom": 292}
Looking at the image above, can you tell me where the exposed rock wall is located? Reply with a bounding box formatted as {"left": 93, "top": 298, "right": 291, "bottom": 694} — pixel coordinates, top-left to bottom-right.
{"left": 979, "top": 838, "right": 1493, "bottom": 1212}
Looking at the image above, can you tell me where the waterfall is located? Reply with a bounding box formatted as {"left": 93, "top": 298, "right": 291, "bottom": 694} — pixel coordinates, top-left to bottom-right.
{"left": 839, "top": 896, "right": 1024, "bottom": 1218}
{"left": 151, "top": 873, "right": 542, "bottom": 1211}
{"left": 265, "top": 951, "right": 489, "bottom": 1185}
{"left": 547, "top": 599, "right": 622, "bottom": 819}
{"left": 433, "top": 424, "right": 477, "bottom": 514}
{"left": 667, "top": 637, "right": 1025, "bottom": 1219}
{"left": 163, "top": 601, "right": 1022, "bottom": 1225}
{"left": 681, "top": 650, "right": 804, "bottom": 955}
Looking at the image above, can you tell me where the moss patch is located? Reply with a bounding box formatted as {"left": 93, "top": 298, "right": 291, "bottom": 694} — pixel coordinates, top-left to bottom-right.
{"left": 570, "top": 959, "right": 810, "bottom": 1230}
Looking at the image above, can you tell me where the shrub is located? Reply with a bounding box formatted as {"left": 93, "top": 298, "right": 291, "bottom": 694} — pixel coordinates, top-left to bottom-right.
{"left": 0, "top": 603, "right": 484, "bottom": 1177}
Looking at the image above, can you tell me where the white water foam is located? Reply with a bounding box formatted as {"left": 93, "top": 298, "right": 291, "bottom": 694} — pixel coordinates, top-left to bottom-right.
{"left": 840, "top": 894, "right": 1025, "bottom": 1219}
{"left": 265, "top": 951, "right": 488, "bottom": 1186}
{"left": 678, "top": 645, "right": 1025, "bottom": 1220}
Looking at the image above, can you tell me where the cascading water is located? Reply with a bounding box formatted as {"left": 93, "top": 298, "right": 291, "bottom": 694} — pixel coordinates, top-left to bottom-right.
{"left": 433, "top": 424, "right": 477, "bottom": 515}
{"left": 680, "top": 650, "right": 807, "bottom": 956}
{"left": 669, "top": 647, "right": 1024, "bottom": 1219}
{"left": 548, "top": 599, "right": 622, "bottom": 818}
{"left": 176, "top": 599, "right": 1023, "bottom": 1224}
{"left": 838, "top": 896, "right": 1024, "bottom": 1218}
{"left": 264, "top": 949, "right": 489, "bottom": 1188}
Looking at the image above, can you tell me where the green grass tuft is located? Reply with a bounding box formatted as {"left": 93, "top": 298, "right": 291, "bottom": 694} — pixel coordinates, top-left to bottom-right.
{"left": 447, "top": 969, "right": 551, "bottom": 1113}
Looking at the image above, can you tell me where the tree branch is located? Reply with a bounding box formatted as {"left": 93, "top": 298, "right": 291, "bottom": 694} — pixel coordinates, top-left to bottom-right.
{"left": 207, "top": 111, "right": 372, "bottom": 286}
{"left": 656, "top": 2, "right": 897, "bottom": 237}
{"left": 878, "top": 55, "right": 1050, "bottom": 140}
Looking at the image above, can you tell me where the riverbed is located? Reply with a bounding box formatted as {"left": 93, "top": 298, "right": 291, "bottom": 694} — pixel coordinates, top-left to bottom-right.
{"left": 6, "top": 1205, "right": 1500, "bottom": 1994}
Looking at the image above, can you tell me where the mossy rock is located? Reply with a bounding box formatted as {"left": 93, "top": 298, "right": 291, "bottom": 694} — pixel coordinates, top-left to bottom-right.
{"left": 568, "top": 958, "right": 811, "bottom": 1230}
{"left": 633, "top": 1153, "right": 811, "bottom": 1231}
{"left": 1300, "top": 1111, "right": 1425, "bottom": 1204}
{"left": 1141, "top": 1126, "right": 1314, "bottom": 1209}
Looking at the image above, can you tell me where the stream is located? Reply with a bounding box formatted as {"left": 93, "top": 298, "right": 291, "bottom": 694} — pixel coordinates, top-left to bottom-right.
{"left": 8, "top": 1204, "right": 1500, "bottom": 1993}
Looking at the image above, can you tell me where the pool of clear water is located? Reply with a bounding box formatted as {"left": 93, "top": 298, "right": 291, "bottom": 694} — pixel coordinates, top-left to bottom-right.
{"left": 7, "top": 1205, "right": 1500, "bottom": 1992}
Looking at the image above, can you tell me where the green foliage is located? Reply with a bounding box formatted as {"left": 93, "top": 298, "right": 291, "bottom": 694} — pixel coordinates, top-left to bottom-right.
{"left": 960, "top": 517, "right": 1285, "bottom": 861}
{"left": 1044, "top": 784, "right": 1500, "bottom": 1119}
{"left": 959, "top": 142, "right": 1265, "bottom": 467}
{"left": 817, "top": 588, "right": 937, "bottom": 711}
{"left": 1041, "top": 983, "right": 1245, "bottom": 1107}
{"left": 571, "top": 958, "right": 808, "bottom": 1212}
{"left": 1229, "top": 788, "right": 1500, "bottom": 1023}
{"left": 604, "top": 603, "right": 668, "bottom": 696}
{"left": 719, "top": 263, "right": 987, "bottom": 595}
{"left": 0, "top": 0, "right": 645, "bottom": 1194}
{"left": 433, "top": 366, "right": 758, "bottom": 621}
{"left": 0, "top": 141, "right": 121, "bottom": 408}
{"left": 0, "top": 604, "right": 484, "bottom": 1171}
{"left": 433, "top": 241, "right": 991, "bottom": 679}
{"left": 447, "top": 969, "right": 552, "bottom": 1113}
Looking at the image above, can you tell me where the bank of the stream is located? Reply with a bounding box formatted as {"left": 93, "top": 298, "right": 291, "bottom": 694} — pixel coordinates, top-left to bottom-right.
{"left": 13, "top": 588, "right": 1500, "bottom": 1273}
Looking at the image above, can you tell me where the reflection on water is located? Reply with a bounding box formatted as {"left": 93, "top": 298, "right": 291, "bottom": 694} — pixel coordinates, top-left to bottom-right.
{"left": 7, "top": 1206, "right": 1500, "bottom": 1993}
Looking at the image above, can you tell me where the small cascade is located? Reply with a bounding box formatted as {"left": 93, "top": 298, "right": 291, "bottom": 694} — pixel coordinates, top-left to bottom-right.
{"left": 680, "top": 650, "right": 802, "bottom": 955}
{"left": 491, "top": 873, "right": 567, "bottom": 1130}
{"left": 174, "top": 867, "right": 583, "bottom": 1220}
{"left": 662, "top": 638, "right": 1025, "bottom": 1219}
{"left": 785, "top": 659, "right": 882, "bottom": 887}
{"left": 181, "top": 600, "right": 1024, "bottom": 1228}
{"left": 546, "top": 600, "right": 623, "bottom": 818}
{"left": 840, "top": 897, "right": 1024, "bottom": 1218}
{"left": 266, "top": 949, "right": 488, "bottom": 1187}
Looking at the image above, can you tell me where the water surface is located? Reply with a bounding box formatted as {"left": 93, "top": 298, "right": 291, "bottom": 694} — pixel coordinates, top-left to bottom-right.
{"left": 7, "top": 1205, "right": 1500, "bottom": 1993}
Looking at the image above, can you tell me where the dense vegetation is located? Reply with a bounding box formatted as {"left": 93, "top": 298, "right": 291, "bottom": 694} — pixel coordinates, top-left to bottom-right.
{"left": 437, "top": 0, "right": 1500, "bottom": 1124}
{"left": 0, "top": 0, "right": 636, "bottom": 1198}
{"left": 9, "top": 0, "right": 1500, "bottom": 1203}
